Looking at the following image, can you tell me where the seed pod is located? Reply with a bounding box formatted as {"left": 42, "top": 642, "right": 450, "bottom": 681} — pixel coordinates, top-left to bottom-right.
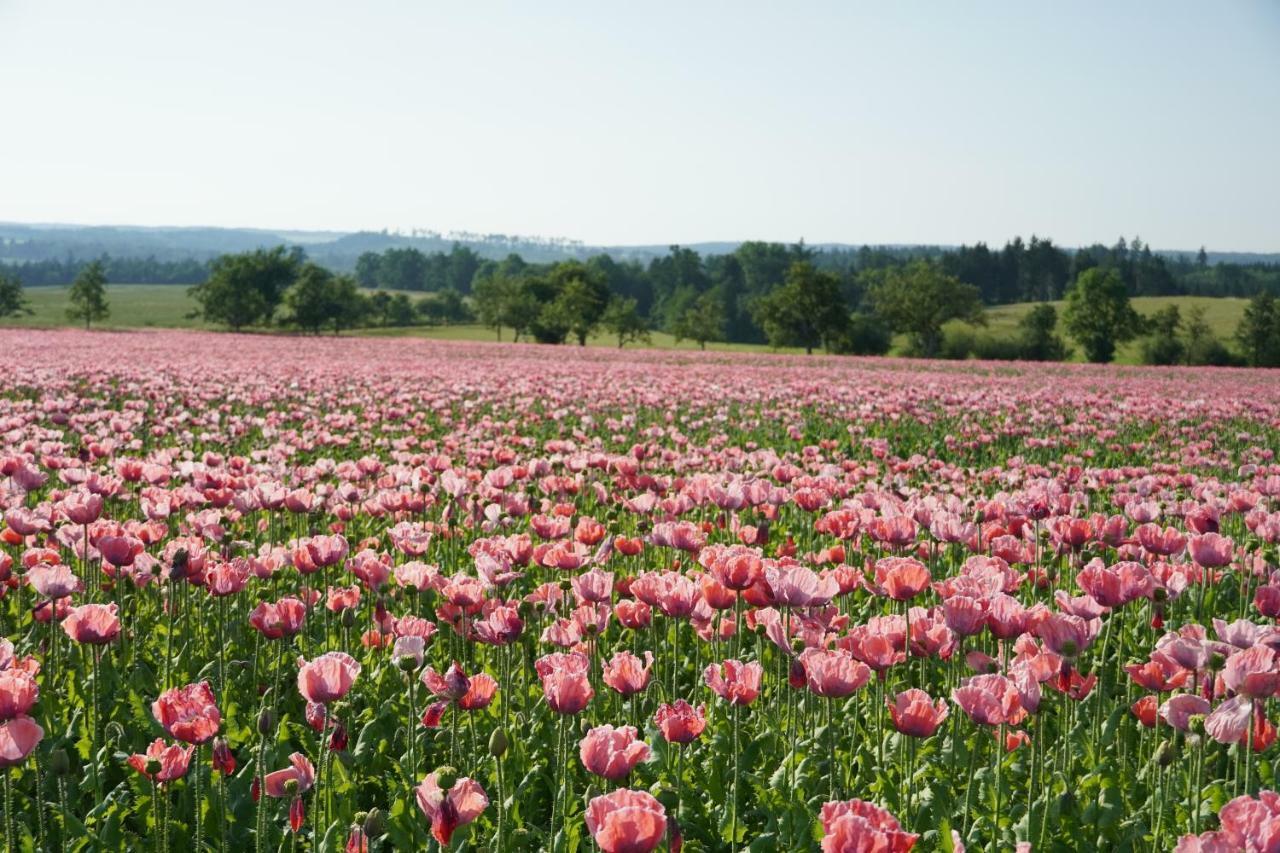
{"left": 434, "top": 765, "right": 459, "bottom": 791}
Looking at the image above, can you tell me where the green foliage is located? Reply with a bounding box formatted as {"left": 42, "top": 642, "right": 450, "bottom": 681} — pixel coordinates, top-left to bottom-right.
{"left": 189, "top": 247, "right": 301, "bottom": 331}
{"left": 522, "top": 261, "right": 610, "bottom": 345}
{"left": 1139, "top": 305, "right": 1185, "bottom": 365}
{"left": 66, "top": 260, "right": 110, "bottom": 329}
{"left": 750, "top": 261, "right": 850, "bottom": 354}
{"left": 1063, "top": 268, "right": 1140, "bottom": 363}
{"left": 669, "top": 290, "right": 727, "bottom": 350}
{"left": 554, "top": 277, "right": 609, "bottom": 346}
{"left": 472, "top": 273, "right": 521, "bottom": 340}
{"left": 1235, "top": 292, "right": 1280, "bottom": 367}
{"left": 601, "top": 296, "right": 650, "bottom": 348}
{"left": 0, "top": 270, "right": 32, "bottom": 318}
{"left": 830, "top": 312, "right": 893, "bottom": 356}
{"left": 283, "top": 264, "right": 369, "bottom": 334}
{"left": 418, "top": 288, "right": 472, "bottom": 326}
{"left": 371, "top": 244, "right": 482, "bottom": 293}
{"left": 1017, "top": 303, "right": 1071, "bottom": 361}
{"left": 375, "top": 247, "right": 428, "bottom": 291}
{"left": 354, "top": 252, "right": 381, "bottom": 288}
{"left": 1181, "top": 306, "right": 1236, "bottom": 366}
{"left": 867, "top": 261, "right": 984, "bottom": 358}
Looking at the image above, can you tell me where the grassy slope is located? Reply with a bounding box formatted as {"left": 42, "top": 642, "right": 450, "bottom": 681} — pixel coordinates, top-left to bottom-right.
{"left": 5, "top": 285, "right": 1248, "bottom": 363}
{"left": 956, "top": 295, "right": 1248, "bottom": 363}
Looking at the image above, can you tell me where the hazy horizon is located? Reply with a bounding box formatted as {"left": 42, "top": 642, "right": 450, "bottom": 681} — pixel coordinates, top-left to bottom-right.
{"left": 2, "top": 1, "right": 1278, "bottom": 252}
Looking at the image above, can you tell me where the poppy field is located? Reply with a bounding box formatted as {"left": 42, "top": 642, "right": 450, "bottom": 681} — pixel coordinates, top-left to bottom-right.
{"left": 2, "top": 328, "right": 1280, "bottom": 852}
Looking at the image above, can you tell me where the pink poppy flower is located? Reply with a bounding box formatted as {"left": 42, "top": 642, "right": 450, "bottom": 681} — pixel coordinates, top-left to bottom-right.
{"left": 128, "top": 738, "right": 193, "bottom": 783}
{"left": 819, "top": 799, "right": 917, "bottom": 852}
{"left": 585, "top": 789, "right": 667, "bottom": 853}
{"left": 602, "top": 650, "right": 655, "bottom": 697}
{"left": 798, "top": 648, "right": 871, "bottom": 698}
{"left": 415, "top": 772, "right": 488, "bottom": 846}
{"left": 0, "top": 671, "right": 38, "bottom": 721}
{"left": 152, "top": 681, "right": 221, "bottom": 744}
{"left": 297, "top": 652, "right": 361, "bottom": 704}
{"left": 888, "top": 689, "right": 949, "bottom": 738}
{"left": 704, "top": 659, "right": 763, "bottom": 706}
{"left": 653, "top": 700, "right": 707, "bottom": 744}
{"left": 61, "top": 603, "right": 121, "bottom": 644}
{"left": 579, "top": 724, "right": 651, "bottom": 781}
{"left": 264, "top": 752, "right": 316, "bottom": 797}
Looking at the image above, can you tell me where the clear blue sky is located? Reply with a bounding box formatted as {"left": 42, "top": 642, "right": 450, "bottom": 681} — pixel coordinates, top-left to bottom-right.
{"left": 2, "top": 1, "right": 1277, "bottom": 250}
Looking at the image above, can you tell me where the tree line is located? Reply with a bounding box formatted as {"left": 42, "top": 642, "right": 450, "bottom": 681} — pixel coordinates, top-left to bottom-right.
{"left": 3, "top": 240, "right": 1280, "bottom": 368}
{"left": 5, "top": 250, "right": 1279, "bottom": 368}
{"left": 5, "top": 236, "right": 1279, "bottom": 304}
{"left": 2, "top": 255, "right": 209, "bottom": 286}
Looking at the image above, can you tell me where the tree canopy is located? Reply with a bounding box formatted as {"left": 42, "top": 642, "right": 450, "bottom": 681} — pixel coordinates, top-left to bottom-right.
{"left": 0, "top": 271, "right": 31, "bottom": 319}
{"left": 189, "top": 247, "right": 302, "bottom": 331}
{"left": 867, "top": 261, "right": 984, "bottom": 358}
{"left": 1062, "top": 268, "right": 1141, "bottom": 363}
{"left": 66, "top": 261, "right": 110, "bottom": 329}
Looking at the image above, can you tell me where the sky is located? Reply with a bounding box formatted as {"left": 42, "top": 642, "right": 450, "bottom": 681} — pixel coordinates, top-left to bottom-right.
{"left": 1, "top": 1, "right": 1278, "bottom": 251}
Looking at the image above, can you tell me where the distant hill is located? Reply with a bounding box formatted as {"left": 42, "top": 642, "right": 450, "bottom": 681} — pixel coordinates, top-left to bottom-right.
{"left": 1, "top": 221, "right": 1276, "bottom": 270}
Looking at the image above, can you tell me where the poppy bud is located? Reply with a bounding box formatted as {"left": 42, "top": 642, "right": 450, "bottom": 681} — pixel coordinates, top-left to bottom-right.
{"left": 654, "top": 785, "right": 679, "bottom": 813}
{"left": 1154, "top": 739, "right": 1176, "bottom": 767}
{"left": 169, "top": 551, "right": 189, "bottom": 581}
{"left": 258, "top": 708, "right": 275, "bottom": 735}
{"left": 488, "top": 728, "right": 508, "bottom": 758}
{"left": 50, "top": 748, "right": 70, "bottom": 777}
{"left": 668, "top": 816, "right": 684, "bottom": 853}
{"left": 212, "top": 739, "right": 236, "bottom": 775}
{"left": 363, "top": 808, "right": 385, "bottom": 838}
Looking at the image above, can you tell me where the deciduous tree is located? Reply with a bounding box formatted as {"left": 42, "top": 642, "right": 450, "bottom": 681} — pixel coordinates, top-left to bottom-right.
{"left": 66, "top": 261, "right": 110, "bottom": 330}
{"left": 866, "top": 261, "right": 983, "bottom": 358}
{"left": 1062, "top": 268, "right": 1140, "bottom": 363}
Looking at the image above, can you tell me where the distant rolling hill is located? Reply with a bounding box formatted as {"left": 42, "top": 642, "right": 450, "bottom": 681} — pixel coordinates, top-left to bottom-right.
{"left": 3, "top": 221, "right": 1276, "bottom": 271}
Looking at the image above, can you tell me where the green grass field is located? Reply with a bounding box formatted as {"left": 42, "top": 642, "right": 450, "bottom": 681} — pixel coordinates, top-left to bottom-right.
{"left": 956, "top": 295, "right": 1248, "bottom": 363}
{"left": 4, "top": 285, "right": 1249, "bottom": 363}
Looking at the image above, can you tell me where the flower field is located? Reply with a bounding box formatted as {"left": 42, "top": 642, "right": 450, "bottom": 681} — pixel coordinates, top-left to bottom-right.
{"left": 2, "top": 328, "right": 1280, "bottom": 852}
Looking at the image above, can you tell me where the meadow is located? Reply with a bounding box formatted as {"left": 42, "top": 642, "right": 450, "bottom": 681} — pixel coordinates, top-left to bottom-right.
{"left": 1, "top": 328, "right": 1279, "bottom": 852}
{"left": 6, "top": 284, "right": 1251, "bottom": 362}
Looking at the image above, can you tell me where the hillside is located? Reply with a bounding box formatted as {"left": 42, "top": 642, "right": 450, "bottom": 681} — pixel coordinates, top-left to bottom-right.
{"left": 4, "top": 222, "right": 1278, "bottom": 270}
